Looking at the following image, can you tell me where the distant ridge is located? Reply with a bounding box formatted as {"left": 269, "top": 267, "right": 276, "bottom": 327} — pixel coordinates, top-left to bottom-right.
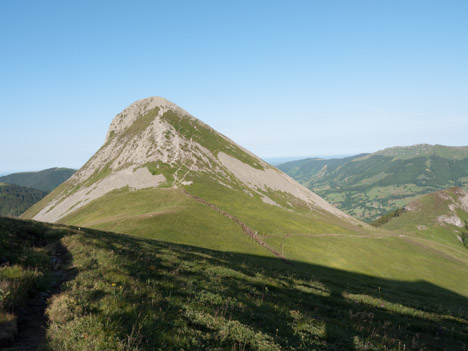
{"left": 0, "top": 182, "right": 47, "bottom": 216}
{"left": 375, "top": 144, "right": 468, "bottom": 159}
{"left": 0, "top": 167, "right": 75, "bottom": 192}
{"left": 278, "top": 144, "right": 468, "bottom": 221}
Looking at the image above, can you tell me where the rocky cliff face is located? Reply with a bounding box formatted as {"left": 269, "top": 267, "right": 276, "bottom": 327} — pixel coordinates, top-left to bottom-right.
{"left": 28, "top": 97, "right": 355, "bottom": 224}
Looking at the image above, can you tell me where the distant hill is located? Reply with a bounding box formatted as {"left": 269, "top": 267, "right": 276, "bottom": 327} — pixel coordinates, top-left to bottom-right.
{"left": 0, "top": 183, "right": 47, "bottom": 216}
{"left": 375, "top": 187, "right": 468, "bottom": 250}
{"left": 278, "top": 144, "right": 468, "bottom": 222}
{"left": 0, "top": 168, "right": 75, "bottom": 192}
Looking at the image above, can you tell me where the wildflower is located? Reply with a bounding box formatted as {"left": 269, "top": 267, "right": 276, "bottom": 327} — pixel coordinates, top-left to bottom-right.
{"left": 112, "top": 283, "right": 116, "bottom": 286}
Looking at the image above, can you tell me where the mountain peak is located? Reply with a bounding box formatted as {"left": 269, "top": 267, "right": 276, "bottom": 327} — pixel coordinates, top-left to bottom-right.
{"left": 25, "top": 98, "right": 357, "bottom": 225}
{"left": 123, "top": 96, "right": 183, "bottom": 113}
{"left": 105, "top": 96, "right": 190, "bottom": 142}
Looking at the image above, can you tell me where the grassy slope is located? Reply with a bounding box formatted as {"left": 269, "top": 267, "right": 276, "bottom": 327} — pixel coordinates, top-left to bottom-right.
{"left": 0, "top": 183, "right": 47, "bottom": 217}
{"left": 185, "top": 175, "right": 360, "bottom": 236}
{"left": 380, "top": 188, "right": 468, "bottom": 252}
{"left": 270, "top": 235, "right": 467, "bottom": 295}
{"left": 278, "top": 145, "right": 468, "bottom": 222}
{"left": 22, "top": 175, "right": 78, "bottom": 220}
{"left": 0, "top": 168, "right": 75, "bottom": 192}
{"left": 1, "top": 217, "right": 467, "bottom": 350}
{"left": 59, "top": 187, "right": 272, "bottom": 257}
{"left": 55, "top": 178, "right": 468, "bottom": 298}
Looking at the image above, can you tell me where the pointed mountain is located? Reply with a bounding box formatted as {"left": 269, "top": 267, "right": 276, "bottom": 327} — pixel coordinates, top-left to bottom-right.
{"left": 24, "top": 97, "right": 356, "bottom": 224}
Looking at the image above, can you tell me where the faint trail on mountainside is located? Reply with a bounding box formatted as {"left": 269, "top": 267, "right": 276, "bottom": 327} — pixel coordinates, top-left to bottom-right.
{"left": 184, "top": 191, "right": 468, "bottom": 265}
{"left": 10, "top": 241, "right": 76, "bottom": 351}
{"left": 183, "top": 191, "right": 290, "bottom": 264}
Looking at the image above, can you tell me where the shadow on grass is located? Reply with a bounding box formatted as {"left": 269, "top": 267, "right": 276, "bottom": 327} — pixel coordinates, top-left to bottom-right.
{"left": 64, "top": 228, "right": 468, "bottom": 351}
{"left": 0, "top": 217, "right": 78, "bottom": 351}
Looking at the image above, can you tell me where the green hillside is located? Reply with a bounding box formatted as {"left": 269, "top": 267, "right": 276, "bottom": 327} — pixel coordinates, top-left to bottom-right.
{"left": 40, "top": 170, "right": 467, "bottom": 299}
{"left": 376, "top": 187, "right": 468, "bottom": 250}
{"left": 278, "top": 144, "right": 468, "bottom": 222}
{"left": 1, "top": 217, "right": 467, "bottom": 350}
{"left": 0, "top": 183, "right": 47, "bottom": 217}
{"left": 60, "top": 187, "right": 273, "bottom": 257}
{"left": 0, "top": 167, "right": 75, "bottom": 192}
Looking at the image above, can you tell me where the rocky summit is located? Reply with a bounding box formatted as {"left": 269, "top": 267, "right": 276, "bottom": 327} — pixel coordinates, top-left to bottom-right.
{"left": 26, "top": 97, "right": 353, "bottom": 225}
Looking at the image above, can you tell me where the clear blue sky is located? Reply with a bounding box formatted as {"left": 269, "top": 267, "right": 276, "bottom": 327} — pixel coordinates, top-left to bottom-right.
{"left": 1, "top": 0, "right": 467, "bottom": 173}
